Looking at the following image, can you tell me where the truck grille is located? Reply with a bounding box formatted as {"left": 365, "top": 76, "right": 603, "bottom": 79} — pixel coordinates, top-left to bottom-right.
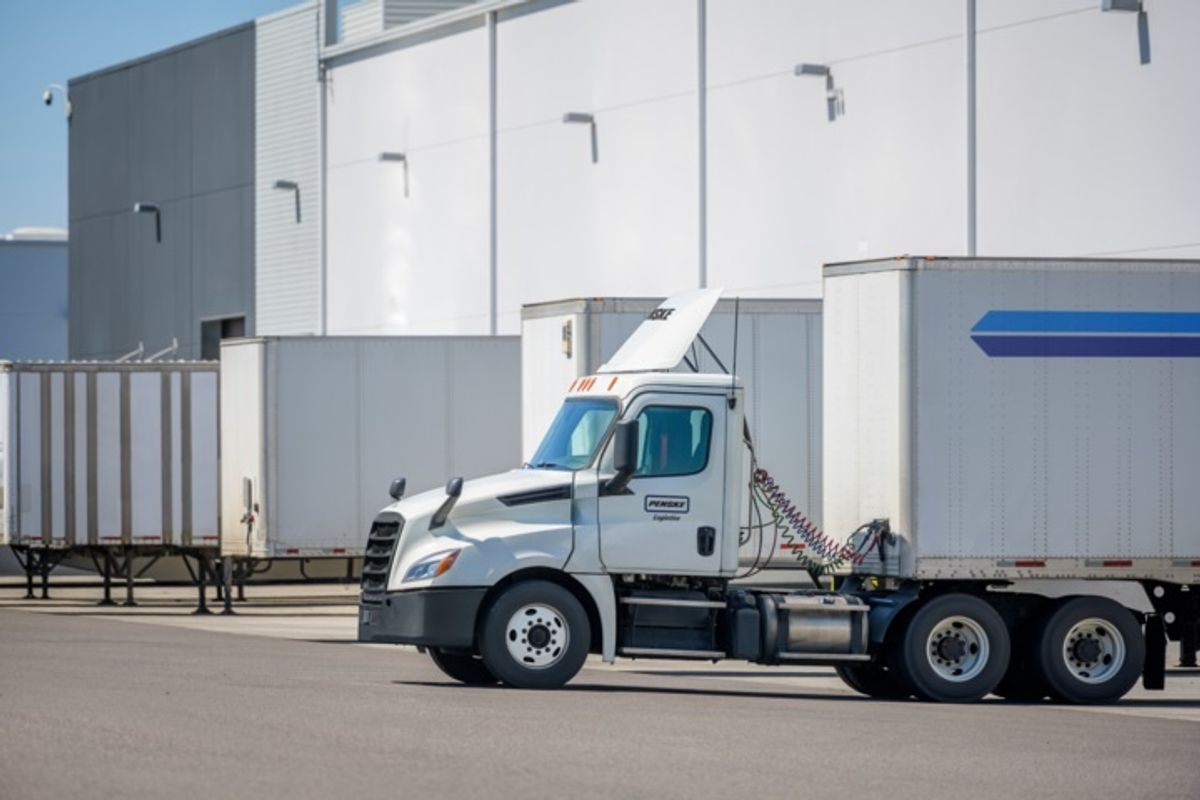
{"left": 361, "top": 512, "right": 404, "bottom": 604}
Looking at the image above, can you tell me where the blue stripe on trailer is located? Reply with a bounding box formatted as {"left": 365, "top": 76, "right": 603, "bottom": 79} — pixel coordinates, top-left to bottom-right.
{"left": 972, "top": 335, "right": 1200, "bottom": 358}
{"left": 971, "top": 310, "right": 1200, "bottom": 334}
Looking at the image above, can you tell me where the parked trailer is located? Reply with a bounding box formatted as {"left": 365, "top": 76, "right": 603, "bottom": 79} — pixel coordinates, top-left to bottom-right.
{"left": 359, "top": 260, "right": 1200, "bottom": 703}
{"left": 521, "top": 297, "right": 822, "bottom": 573}
{"left": 0, "top": 360, "right": 219, "bottom": 602}
{"left": 219, "top": 336, "right": 521, "bottom": 568}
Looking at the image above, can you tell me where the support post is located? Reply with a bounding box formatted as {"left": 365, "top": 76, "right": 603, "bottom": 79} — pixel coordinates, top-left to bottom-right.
{"left": 40, "top": 551, "right": 51, "bottom": 599}
{"left": 697, "top": 0, "right": 707, "bottom": 289}
{"left": 965, "top": 0, "right": 977, "bottom": 256}
{"left": 98, "top": 548, "right": 116, "bottom": 606}
{"left": 1180, "top": 618, "right": 1198, "bottom": 668}
{"left": 236, "top": 559, "right": 247, "bottom": 601}
{"left": 122, "top": 547, "right": 137, "bottom": 606}
{"left": 487, "top": 9, "right": 499, "bottom": 335}
{"left": 221, "top": 555, "right": 235, "bottom": 615}
{"left": 193, "top": 552, "right": 211, "bottom": 615}
{"left": 23, "top": 548, "right": 36, "bottom": 600}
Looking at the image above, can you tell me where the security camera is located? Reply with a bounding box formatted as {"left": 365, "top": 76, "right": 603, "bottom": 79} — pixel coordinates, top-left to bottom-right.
{"left": 43, "top": 89, "right": 52, "bottom": 106}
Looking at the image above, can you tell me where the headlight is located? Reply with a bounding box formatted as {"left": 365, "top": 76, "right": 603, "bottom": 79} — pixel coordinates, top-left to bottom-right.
{"left": 402, "top": 549, "right": 461, "bottom": 583}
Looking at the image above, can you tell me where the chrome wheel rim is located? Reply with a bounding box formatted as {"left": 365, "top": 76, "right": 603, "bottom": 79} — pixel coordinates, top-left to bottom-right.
{"left": 926, "top": 615, "right": 990, "bottom": 682}
{"left": 1062, "top": 617, "right": 1125, "bottom": 684}
{"left": 505, "top": 603, "right": 569, "bottom": 669}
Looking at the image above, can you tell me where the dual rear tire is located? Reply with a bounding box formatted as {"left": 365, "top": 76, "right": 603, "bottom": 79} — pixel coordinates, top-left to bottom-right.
{"left": 839, "top": 593, "right": 1144, "bottom": 704}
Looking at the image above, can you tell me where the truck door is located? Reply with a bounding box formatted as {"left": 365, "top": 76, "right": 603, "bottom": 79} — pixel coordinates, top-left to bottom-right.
{"left": 598, "top": 392, "right": 726, "bottom": 576}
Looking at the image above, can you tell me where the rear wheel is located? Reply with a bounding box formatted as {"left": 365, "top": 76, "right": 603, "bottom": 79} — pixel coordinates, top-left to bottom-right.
{"left": 889, "top": 593, "right": 1010, "bottom": 703}
{"left": 835, "top": 662, "right": 910, "bottom": 699}
{"left": 428, "top": 648, "right": 498, "bottom": 685}
{"left": 478, "top": 580, "right": 590, "bottom": 689}
{"left": 1032, "top": 596, "right": 1143, "bottom": 704}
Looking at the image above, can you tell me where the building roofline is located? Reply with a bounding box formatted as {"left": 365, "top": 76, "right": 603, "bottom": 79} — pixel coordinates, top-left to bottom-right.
{"left": 321, "top": 0, "right": 540, "bottom": 63}
{"left": 69, "top": 20, "right": 255, "bottom": 86}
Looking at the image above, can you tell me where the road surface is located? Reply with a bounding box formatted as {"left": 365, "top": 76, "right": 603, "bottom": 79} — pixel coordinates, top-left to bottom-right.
{"left": 2, "top": 605, "right": 1198, "bottom": 799}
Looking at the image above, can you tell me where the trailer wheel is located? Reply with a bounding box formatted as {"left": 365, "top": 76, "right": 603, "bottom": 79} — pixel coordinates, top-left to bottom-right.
{"left": 889, "top": 593, "right": 1010, "bottom": 703}
{"left": 835, "top": 663, "right": 910, "bottom": 699}
{"left": 478, "top": 580, "right": 590, "bottom": 689}
{"left": 428, "top": 648, "right": 499, "bottom": 685}
{"left": 1031, "top": 596, "right": 1143, "bottom": 704}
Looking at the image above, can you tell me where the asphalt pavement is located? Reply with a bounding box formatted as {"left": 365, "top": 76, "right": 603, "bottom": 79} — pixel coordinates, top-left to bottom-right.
{"left": 2, "top": 600, "right": 1198, "bottom": 800}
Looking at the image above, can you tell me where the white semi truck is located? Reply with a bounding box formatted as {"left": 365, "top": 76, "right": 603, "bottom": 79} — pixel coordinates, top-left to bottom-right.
{"left": 359, "top": 257, "right": 1200, "bottom": 704}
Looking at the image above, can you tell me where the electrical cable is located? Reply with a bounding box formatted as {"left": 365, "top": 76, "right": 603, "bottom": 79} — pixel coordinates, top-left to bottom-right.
{"left": 736, "top": 421, "right": 882, "bottom": 578}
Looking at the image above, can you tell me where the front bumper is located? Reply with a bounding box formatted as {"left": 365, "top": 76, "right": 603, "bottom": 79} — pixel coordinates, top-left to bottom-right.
{"left": 357, "top": 587, "right": 488, "bottom": 647}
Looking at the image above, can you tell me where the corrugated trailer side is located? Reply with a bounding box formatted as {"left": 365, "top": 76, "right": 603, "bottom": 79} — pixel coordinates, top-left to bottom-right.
{"left": 220, "top": 336, "right": 522, "bottom": 560}
{"left": 825, "top": 257, "right": 1200, "bottom": 585}
{"left": 0, "top": 361, "right": 219, "bottom": 551}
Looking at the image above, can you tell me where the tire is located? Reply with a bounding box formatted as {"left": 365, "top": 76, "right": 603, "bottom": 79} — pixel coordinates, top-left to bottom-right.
{"left": 478, "top": 580, "right": 590, "bottom": 689}
{"left": 835, "top": 662, "right": 911, "bottom": 699}
{"left": 1031, "top": 596, "right": 1144, "bottom": 705}
{"left": 888, "top": 593, "right": 1010, "bottom": 703}
{"left": 428, "top": 648, "right": 499, "bottom": 685}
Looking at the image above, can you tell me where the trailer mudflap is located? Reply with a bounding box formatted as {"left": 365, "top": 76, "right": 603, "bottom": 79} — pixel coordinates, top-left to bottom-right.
{"left": 1142, "top": 613, "right": 1166, "bottom": 691}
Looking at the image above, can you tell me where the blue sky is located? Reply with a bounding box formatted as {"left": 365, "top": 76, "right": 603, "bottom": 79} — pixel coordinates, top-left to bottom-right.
{"left": 0, "top": 0, "right": 303, "bottom": 235}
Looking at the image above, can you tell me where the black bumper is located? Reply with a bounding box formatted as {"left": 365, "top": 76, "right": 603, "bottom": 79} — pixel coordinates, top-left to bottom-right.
{"left": 357, "top": 587, "right": 488, "bottom": 647}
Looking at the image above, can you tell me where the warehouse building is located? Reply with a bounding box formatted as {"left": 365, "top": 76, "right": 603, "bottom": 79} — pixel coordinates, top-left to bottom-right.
{"left": 0, "top": 228, "right": 68, "bottom": 361}
{"left": 68, "top": 0, "right": 1200, "bottom": 351}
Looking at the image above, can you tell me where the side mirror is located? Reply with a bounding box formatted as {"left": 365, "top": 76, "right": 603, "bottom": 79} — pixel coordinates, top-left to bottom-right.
{"left": 606, "top": 419, "right": 639, "bottom": 494}
{"left": 388, "top": 477, "right": 406, "bottom": 501}
{"left": 430, "top": 476, "right": 464, "bottom": 531}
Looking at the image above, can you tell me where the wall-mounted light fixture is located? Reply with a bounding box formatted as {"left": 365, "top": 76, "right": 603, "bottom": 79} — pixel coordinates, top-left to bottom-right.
{"left": 273, "top": 180, "right": 301, "bottom": 223}
{"left": 1101, "top": 0, "right": 1150, "bottom": 65}
{"left": 379, "top": 152, "right": 410, "bottom": 197}
{"left": 794, "top": 63, "right": 844, "bottom": 122}
{"left": 42, "top": 83, "right": 72, "bottom": 121}
{"left": 562, "top": 112, "right": 598, "bottom": 163}
{"left": 132, "top": 202, "right": 161, "bottom": 242}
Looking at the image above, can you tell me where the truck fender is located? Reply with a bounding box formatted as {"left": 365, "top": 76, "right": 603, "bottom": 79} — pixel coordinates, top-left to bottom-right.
{"left": 863, "top": 582, "right": 922, "bottom": 647}
{"left": 573, "top": 573, "right": 617, "bottom": 663}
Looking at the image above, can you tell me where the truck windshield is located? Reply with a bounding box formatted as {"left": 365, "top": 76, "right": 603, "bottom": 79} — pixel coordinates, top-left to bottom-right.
{"left": 529, "top": 398, "right": 618, "bottom": 470}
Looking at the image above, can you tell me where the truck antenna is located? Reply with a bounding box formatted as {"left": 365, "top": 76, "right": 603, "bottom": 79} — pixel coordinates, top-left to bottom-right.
{"left": 729, "top": 296, "right": 739, "bottom": 406}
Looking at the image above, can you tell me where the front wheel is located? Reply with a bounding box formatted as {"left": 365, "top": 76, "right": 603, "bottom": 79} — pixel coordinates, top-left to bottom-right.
{"left": 1032, "top": 596, "right": 1143, "bottom": 704}
{"left": 889, "top": 593, "right": 1010, "bottom": 703}
{"left": 428, "top": 648, "right": 499, "bottom": 685}
{"left": 478, "top": 580, "right": 590, "bottom": 689}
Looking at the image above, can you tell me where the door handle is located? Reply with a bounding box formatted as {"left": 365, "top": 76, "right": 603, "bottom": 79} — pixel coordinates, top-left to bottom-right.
{"left": 697, "top": 526, "right": 716, "bottom": 557}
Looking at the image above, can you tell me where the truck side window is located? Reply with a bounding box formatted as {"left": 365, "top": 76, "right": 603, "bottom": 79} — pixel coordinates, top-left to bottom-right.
{"left": 634, "top": 406, "right": 712, "bottom": 478}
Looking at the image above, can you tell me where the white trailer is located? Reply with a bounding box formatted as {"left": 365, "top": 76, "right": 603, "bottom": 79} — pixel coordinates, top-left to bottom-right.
{"left": 219, "top": 336, "right": 521, "bottom": 562}
{"left": 358, "top": 264, "right": 1200, "bottom": 704}
{"left": 521, "top": 296, "right": 822, "bottom": 571}
{"left": 824, "top": 256, "right": 1200, "bottom": 586}
{"left": 0, "top": 360, "right": 219, "bottom": 550}
{"left": 0, "top": 360, "right": 219, "bottom": 600}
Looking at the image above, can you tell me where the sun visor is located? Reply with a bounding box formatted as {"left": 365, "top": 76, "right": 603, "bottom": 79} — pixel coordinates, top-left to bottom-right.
{"left": 598, "top": 288, "right": 723, "bottom": 373}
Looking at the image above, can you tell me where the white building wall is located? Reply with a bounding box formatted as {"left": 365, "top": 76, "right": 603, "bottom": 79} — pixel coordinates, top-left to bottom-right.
{"left": 256, "top": 4, "right": 323, "bottom": 335}
{"left": 495, "top": 0, "right": 699, "bottom": 334}
{"left": 325, "top": 24, "right": 490, "bottom": 335}
{"left": 318, "top": 0, "right": 1200, "bottom": 334}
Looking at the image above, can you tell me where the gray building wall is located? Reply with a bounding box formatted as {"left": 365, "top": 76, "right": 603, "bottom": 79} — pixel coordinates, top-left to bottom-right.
{"left": 68, "top": 24, "right": 256, "bottom": 360}
{"left": 255, "top": 5, "right": 322, "bottom": 335}
{"left": 0, "top": 239, "right": 68, "bottom": 360}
